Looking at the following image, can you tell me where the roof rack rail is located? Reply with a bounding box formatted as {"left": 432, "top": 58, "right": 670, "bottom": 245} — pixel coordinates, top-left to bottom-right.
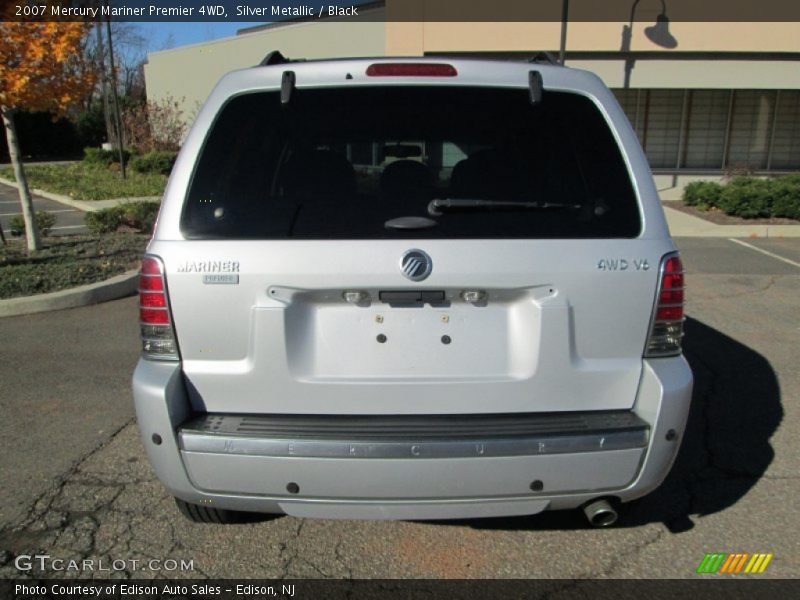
{"left": 529, "top": 51, "right": 560, "bottom": 66}
{"left": 258, "top": 50, "right": 306, "bottom": 67}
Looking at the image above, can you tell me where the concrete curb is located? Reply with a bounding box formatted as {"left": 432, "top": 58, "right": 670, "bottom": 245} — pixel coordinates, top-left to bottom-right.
{"left": 0, "top": 177, "right": 149, "bottom": 317}
{"left": 0, "top": 269, "right": 139, "bottom": 318}
{"left": 0, "top": 176, "right": 159, "bottom": 212}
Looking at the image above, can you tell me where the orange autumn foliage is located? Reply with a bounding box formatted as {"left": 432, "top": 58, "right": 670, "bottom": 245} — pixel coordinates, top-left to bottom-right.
{"left": 0, "top": 20, "right": 95, "bottom": 115}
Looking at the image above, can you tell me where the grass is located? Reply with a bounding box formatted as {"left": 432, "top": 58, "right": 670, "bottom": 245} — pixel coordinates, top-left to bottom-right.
{"left": 0, "top": 162, "right": 166, "bottom": 201}
{"left": 0, "top": 234, "right": 149, "bottom": 299}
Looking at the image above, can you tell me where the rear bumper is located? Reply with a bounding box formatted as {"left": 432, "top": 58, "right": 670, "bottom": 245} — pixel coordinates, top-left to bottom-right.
{"left": 132, "top": 356, "right": 692, "bottom": 520}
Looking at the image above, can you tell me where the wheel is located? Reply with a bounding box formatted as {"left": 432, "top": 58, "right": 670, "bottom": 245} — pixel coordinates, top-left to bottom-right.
{"left": 174, "top": 498, "right": 247, "bottom": 524}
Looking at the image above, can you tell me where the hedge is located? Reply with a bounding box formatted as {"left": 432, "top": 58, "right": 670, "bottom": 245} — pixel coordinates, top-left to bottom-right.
{"left": 682, "top": 175, "right": 800, "bottom": 220}
{"left": 83, "top": 146, "right": 132, "bottom": 167}
{"left": 682, "top": 181, "right": 724, "bottom": 209}
{"left": 85, "top": 202, "right": 160, "bottom": 235}
{"left": 130, "top": 150, "right": 178, "bottom": 175}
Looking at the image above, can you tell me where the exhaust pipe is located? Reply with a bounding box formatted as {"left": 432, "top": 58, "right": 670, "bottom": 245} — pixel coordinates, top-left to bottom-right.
{"left": 583, "top": 499, "right": 618, "bottom": 527}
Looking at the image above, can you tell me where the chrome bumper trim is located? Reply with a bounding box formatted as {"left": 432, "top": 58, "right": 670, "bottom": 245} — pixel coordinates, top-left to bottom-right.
{"left": 179, "top": 427, "right": 648, "bottom": 460}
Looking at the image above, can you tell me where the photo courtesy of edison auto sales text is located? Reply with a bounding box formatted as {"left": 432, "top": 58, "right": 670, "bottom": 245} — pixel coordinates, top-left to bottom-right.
{"left": 14, "top": 584, "right": 296, "bottom": 596}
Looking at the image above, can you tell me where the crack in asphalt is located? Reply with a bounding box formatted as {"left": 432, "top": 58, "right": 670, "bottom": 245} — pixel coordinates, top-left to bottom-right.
{"left": 0, "top": 417, "right": 135, "bottom": 537}
{"left": 593, "top": 527, "right": 665, "bottom": 578}
{"left": 274, "top": 518, "right": 353, "bottom": 579}
{"left": 691, "top": 274, "right": 785, "bottom": 302}
{"left": 333, "top": 538, "right": 354, "bottom": 579}
{"left": 0, "top": 419, "right": 210, "bottom": 579}
{"left": 687, "top": 350, "right": 767, "bottom": 480}
{"left": 277, "top": 519, "right": 308, "bottom": 579}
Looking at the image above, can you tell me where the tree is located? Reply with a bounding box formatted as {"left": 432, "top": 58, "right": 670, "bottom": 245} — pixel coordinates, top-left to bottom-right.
{"left": 83, "top": 21, "right": 147, "bottom": 145}
{"left": 0, "top": 19, "right": 94, "bottom": 252}
{"left": 122, "top": 96, "right": 189, "bottom": 153}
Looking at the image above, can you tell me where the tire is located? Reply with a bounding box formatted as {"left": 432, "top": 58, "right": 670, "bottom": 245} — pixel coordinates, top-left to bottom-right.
{"left": 174, "top": 498, "right": 247, "bottom": 524}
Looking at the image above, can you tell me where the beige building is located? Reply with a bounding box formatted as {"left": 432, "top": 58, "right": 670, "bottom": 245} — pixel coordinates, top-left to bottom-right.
{"left": 144, "top": 1, "right": 800, "bottom": 191}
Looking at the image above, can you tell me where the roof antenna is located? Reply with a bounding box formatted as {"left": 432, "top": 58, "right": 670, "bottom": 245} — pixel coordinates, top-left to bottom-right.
{"left": 281, "top": 71, "right": 296, "bottom": 105}
{"left": 529, "top": 71, "right": 543, "bottom": 105}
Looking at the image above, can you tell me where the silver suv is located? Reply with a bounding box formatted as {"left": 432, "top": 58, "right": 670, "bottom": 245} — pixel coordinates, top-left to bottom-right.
{"left": 132, "top": 55, "right": 692, "bottom": 526}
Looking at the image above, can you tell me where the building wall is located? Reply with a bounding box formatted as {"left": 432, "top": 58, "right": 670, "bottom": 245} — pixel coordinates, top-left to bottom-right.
{"left": 144, "top": 17, "right": 386, "bottom": 118}
{"left": 568, "top": 59, "right": 800, "bottom": 90}
{"left": 386, "top": 21, "right": 800, "bottom": 55}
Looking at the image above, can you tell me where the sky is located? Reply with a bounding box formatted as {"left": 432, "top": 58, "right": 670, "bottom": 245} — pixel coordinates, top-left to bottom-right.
{"left": 143, "top": 22, "right": 266, "bottom": 54}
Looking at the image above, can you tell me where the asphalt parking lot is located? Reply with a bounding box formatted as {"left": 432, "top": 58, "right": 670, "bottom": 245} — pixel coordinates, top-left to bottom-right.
{"left": 0, "top": 236, "right": 798, "bottom": 579}
{"left": 0, "top": 184, "right": 87, "bottom": 237}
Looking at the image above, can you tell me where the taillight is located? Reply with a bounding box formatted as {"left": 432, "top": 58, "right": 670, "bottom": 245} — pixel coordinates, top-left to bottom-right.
{"left": 366, "top": 63, "right": 458, "bottom": 77}
{"left": 139, "top": 256, "right": 179, "bottom": 361}
{"left": 645, "top": 253, "right": 685, "bottom": 357}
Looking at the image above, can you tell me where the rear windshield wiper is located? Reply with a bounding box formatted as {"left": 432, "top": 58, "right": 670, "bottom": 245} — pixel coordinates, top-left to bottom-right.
{"left": 428, "top": 198, "right": 581, "bottom": 216}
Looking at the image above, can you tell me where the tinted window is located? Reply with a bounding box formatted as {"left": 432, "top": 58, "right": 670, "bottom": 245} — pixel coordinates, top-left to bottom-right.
{"left": 182, "top": 87, "right": 640, "bottom": 239}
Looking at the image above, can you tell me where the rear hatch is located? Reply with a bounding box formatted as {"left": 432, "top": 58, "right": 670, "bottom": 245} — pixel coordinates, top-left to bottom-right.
{"left": 155, "top": 78, "right": 673, "bottom": 415}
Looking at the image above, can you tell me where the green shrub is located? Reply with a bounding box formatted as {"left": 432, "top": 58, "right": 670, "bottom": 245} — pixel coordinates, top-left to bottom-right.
{"left": 684, "top": 175, "right": 800, "bottom": 221}
{"left": 771, "top": 196, "right": 800, "bottom": 220}
{"left": 122, "top": 201, "right": 160, "bottom": 233}
{"left": 83, "top": 147, "right": 112, "bottom": 165}
{"left": 85, "top": 202, "right": 160, "bottom": 234}
{"left": 717, "top": 177, "right": 773, "bottom": 219}
{"left": 83, "top": 146, "right": 132, "bottom": 167}
{"left": 8, "top": 211, "right": 56, "bottom": 237}
{"left": 130, "top": 150, "right": 177, "bottom": 175}
{"left": 779, "top": 173, "right": 800, "bottom": 186}
{"left": 9, "top": 215, "right": 22, "bottom": 236}
{"left": 682, "top": 181, "right": 724, "bottom": 209}
{"left": 85, "top": 206, "right": 125, "bottom": 234}
{"left": 769, "top": 175, "right": 800, "bottom": 219}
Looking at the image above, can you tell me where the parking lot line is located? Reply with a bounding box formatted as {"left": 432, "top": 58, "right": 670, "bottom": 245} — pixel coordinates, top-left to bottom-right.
{"left": 728, "top": 238, "right": 800, "bottom": 269}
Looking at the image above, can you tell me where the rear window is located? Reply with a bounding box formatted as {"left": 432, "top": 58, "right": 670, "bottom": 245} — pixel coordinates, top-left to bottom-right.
{"left": 182, "top": 86, "right": 640, "bottom": 239}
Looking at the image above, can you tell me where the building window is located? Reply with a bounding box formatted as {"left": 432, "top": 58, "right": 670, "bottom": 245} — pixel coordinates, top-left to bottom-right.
{"left": 640, "top": 90, "right": 685, "bottom": 169}
{"left": 726, "top": 90, "right": 776, "bottom": 170}
{"left": 770, "top": 91, "right": 800, "bottom": 170}
{"left": 683, "top": 90, "right": 729, "bottom": 169}
{"left": 613, "top": 88, "right": 800, "bottom": 171}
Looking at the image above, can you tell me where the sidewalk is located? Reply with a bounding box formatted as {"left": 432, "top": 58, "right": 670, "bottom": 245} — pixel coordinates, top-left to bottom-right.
{"left": 662, "top": 206, "right": 800, "bottom": 238}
